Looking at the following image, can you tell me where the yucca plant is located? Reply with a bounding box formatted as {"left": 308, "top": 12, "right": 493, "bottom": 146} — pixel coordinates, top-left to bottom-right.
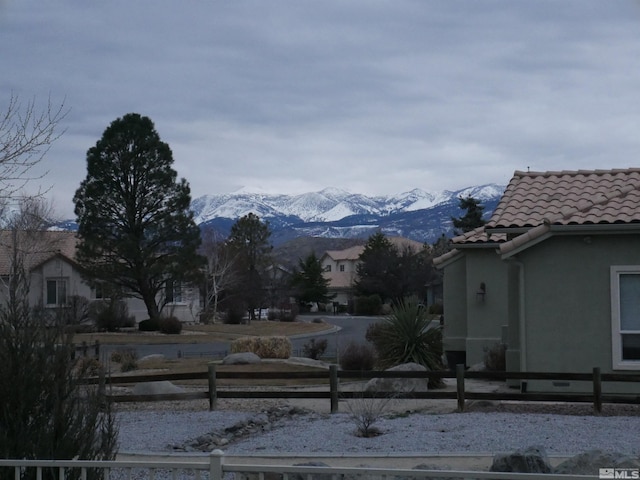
{"left": 366, "top": 296, "right": 444, "bottom": 387}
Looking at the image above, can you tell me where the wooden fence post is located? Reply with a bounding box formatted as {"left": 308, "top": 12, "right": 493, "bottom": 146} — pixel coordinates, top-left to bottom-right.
{"left": 208, "top": 363, "right": 217, "bottom": 411}
{"left": 94, "top": 340, "right": 100, "bottom": 358}
{"left": 456, "top": 364, "right": 465, "bottom": 412}
{"left": 593, "top": 367, "right": 602, "bottom": 414}
{"left": 329, "top": 365, "right": 339, "bottom": 413}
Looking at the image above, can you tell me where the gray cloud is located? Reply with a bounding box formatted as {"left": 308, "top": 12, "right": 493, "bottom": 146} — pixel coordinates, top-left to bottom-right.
{"left": 3, "top": 1, "right": 640, "bottom": 218}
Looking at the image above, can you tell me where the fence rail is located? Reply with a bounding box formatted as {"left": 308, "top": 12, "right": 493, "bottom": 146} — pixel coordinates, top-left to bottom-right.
{"left": 83, "top": 364, "right": 640, "bottom": 414}
{"left": 0, "top": 451, "right": 602, "bottom": 479}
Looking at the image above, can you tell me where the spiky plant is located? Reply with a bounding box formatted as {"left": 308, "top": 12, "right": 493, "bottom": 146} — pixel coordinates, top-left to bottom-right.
{"left": 366, "top": 296, "right": 444, "bottom": 387}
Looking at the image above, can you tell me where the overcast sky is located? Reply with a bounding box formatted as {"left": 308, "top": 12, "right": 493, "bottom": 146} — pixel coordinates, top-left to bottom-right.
{"left": 3, "top": 1, "right": 640, "bottom": 218}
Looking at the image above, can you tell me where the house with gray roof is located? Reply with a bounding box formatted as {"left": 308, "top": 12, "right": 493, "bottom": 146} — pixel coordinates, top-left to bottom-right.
{"left": 434, "top": 168, "right": 640, "bottom": 393}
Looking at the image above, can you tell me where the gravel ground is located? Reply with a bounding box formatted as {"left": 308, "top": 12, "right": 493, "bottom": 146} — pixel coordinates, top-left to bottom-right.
{"left": 116, "top": 398, "right": 640, "bottom": 457}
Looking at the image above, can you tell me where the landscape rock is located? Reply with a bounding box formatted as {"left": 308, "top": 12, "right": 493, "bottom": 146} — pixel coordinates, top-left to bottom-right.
{"left": 554, "top": 450, "right": 640, "bottom": 475}
{"left": 131, "top": 381, "right": 184, "bottom": 395}
{"left": 222, "top": 352, "right": 261, "bottom": 365}
{"left": 172, "top": 406, "right": 315, "bottom": 452}
{"left": 364, "top": 362, "right": 429, "bottom": 393}
{"left": 490, "top": 445, "right": 552, "bottom": 473}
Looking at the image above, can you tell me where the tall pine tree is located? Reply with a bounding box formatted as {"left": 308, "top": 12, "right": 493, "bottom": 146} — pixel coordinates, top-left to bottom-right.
{"left": 73, "top": 113, "right": 201, "bottom": 322}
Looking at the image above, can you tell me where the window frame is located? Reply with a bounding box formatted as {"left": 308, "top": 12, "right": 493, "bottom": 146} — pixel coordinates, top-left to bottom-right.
{"left": 46, "top": 278, "right": 68, "bottom": 306}
{"left": 165, "top": 279, "right": 184, "bottom": 304}
{"left": 610, "top": 265, "right": 640, "bottom": 370}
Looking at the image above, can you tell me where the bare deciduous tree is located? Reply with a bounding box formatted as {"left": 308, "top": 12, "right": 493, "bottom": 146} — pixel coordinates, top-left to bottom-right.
{"left": 0, "top": 93, "right": 68, "bottom": 201}
{"left": 200, "top": 227, "right": 238, "bottom": 323}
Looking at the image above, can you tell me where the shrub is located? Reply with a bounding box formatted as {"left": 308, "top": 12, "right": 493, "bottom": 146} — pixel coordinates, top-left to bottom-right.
{"left": 340, "top": 341, "right": 376, "bottom": 371}
{"left": 0, "top": 305, "right": 118, "bottom": 467}
{"left": 111, "top": 349, "right": 138, "bottom": 372}
{"left": 223, "top": 307, "right": 245, "bottom": 324}
{"left": 366, "top": 296, "right": 444, "bottom": 388}
{"left": 159, "top": 316, "right": 182, "bottom": 334}
{"left": 354, "top": 295, "right": 382, "bottom": 315}
{"left": 231, "top": 336, "right": 292, "bottom": 359}
{"left": 91, "top": 299, "right": 135, "bottom": 332}
{"left": 302, "top": 338, "right": 328, "bottom": 360}
{"left": 346, "top": 391, "right": 395, "bottom": 437}
{"left": 62, "top": 295, "right": 91, "bottom": 325}
{"left": 74, "top": 356, "right": 103, "bottom": 377}
{"left": 278, "top": 303, "right": 299, "bottom": 322}
{"left": 138, "top": 318, "right": 160, "bottom": 331}
{"left": 484, "top": 342, "right": 507, "bottom": 371}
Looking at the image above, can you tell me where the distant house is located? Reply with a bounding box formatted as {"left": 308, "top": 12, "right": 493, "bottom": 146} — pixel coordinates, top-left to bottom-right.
{"left": 0, "top": 230, "right": 200, "bottom": 324}
{"left": 320, "top": 245, "right": 364, "bottom": 306}
{"left": 320, "top": 236, "right": 427, "bottom": 307}
{"left": 434, "top": 168, "right": 640, "bottom": 393}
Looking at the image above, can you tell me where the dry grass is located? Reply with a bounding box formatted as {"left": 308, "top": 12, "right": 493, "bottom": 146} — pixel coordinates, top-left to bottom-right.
{"left": 74, "top": 318, "right": 332, "bottom": 345}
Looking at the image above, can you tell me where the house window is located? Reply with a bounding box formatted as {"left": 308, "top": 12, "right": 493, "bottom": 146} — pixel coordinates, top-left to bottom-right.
{"left": 46, "top": 279, "right": 68, "bottom": 306}
{"left": 165, "top": 280, "right": 183, "bottom": 304}
{"left": 339, "top": 264, "right": 345, "bottom": 272}
{"left": 611, "top": 266, "right": 640, "bottom": 369}
{"left": 324, "top": 265, "right": 331, "bottom": 273}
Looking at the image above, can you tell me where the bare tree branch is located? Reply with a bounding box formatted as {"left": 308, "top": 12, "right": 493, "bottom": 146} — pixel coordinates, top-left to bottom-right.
{"left": 0, "top": 93, "right": 68, "bottom": 200}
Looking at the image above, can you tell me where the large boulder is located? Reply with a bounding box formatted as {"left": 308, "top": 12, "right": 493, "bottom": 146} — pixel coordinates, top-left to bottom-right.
{"left": 490, "top": 446, "right": 552, "bottom": 473}
{"left": 132, "top": 381, "right": 184, "bottom": 395}
{"left": 364, "top": 362, "right": 429, "bottom": 393}
{"left": 222, "top": 352, "right": 261, "bottom": 365}
{"left": 554, "top": 450, "right": 640, "bottom": 475}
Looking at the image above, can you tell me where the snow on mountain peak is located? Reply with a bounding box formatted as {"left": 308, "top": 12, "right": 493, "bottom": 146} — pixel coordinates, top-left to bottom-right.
{"left": 191, "top": 184, "right": 505, "bottom": 225}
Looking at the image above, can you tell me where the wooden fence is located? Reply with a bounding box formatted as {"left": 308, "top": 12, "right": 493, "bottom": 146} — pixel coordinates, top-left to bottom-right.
{"left": 84, "top": 364, "right": 640, "bottom": 414}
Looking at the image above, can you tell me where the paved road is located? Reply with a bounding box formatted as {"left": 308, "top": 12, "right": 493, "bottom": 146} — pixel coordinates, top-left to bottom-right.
{"left": 100, "top": 315, "right": 382, "bottom": 360}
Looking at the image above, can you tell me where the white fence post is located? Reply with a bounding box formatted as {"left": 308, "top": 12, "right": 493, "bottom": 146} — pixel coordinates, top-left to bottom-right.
{"left": 209, "top": 449, "right": 224, "bottom": 480}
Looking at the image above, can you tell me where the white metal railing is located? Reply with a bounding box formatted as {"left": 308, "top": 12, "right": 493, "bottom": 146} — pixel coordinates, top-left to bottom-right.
{"left": 0, "top": 451, "right": 601, "bottom": 480}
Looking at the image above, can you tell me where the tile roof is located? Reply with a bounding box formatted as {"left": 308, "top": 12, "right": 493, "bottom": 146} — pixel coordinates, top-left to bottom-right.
{"left": 487, "top": 168, "right": 640, "bottom": 230}
{"left": 437, "top": 168, "right": 640, "bottom": 263}
{"left": 0, "top": 230, "right": 78, "bottom": 276}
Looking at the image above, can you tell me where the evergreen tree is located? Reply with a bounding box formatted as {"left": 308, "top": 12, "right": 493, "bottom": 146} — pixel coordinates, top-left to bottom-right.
{"left": 291, "top": 251, "right": 333, "bottom": 307}
{"left": 226, "top": 213, "right": 272, "bottom": 321}
{"left": 73, "top": 113, "right": 201, "bottom": 322}
{"left": 354, "top": 232, "right": 399, "bottom": 303}
{"left": 451, "top": 196, "right": 486, "bottom": 234}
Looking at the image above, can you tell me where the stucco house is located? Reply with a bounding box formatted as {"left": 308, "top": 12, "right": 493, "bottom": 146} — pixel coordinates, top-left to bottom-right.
{"left": 320, "top": 245, "right": 364, "bottom": 306}
{"left": 0, "top": 230, "right": 200, "bottom": 324}
{"left": 320, "top": 236, "right": 427, "bottom": 307}
{"left": 434, "top": 168, "right": 640, "bottom": 393}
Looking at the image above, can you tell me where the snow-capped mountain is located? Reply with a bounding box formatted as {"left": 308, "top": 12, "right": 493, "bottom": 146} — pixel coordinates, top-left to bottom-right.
{"left": 193, "top": 184, "right": 505, "bottom": 245}
{"left": 192, "top": 184, "right": 504, "bottom": 225}
{"left": 56, "top": 184, "right": 505, "bottom": 245}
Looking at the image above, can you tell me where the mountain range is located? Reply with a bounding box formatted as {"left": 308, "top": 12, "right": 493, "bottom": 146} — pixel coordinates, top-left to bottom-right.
{"left": 192, "top": 184, "right": 505, "bottom": 246}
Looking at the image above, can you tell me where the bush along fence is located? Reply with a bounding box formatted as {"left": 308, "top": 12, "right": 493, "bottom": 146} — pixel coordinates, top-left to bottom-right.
{"left": 84, "top": 364, "right": 640, "bottom": 414}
